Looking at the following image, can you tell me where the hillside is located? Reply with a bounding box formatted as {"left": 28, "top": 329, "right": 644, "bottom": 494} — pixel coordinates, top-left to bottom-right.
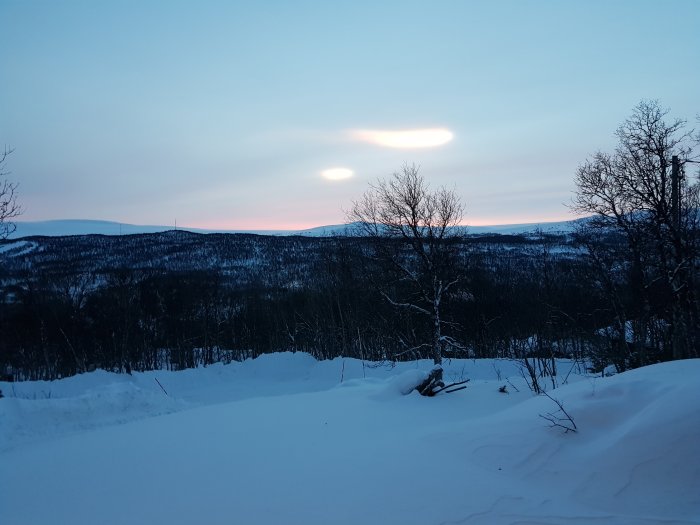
{"left": 7, "top": 218, "right": 582, "bottom": 239}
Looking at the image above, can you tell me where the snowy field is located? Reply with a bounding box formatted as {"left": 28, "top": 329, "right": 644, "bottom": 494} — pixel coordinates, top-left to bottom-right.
{"left": 1, "top": 353, "right": 699, "bottom": 525}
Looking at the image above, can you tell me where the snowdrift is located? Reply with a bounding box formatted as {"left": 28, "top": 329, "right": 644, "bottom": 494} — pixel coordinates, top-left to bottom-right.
{"left": 1, "top": 354, "right": 698, "bottom": 524}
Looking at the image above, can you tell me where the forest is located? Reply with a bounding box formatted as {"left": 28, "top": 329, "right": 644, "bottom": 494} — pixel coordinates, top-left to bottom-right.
{"left": 0, "top": 225, "right": 670, "bottom": 381}
{"left": 1, "top": 101, "right": 698, "bottom": 382}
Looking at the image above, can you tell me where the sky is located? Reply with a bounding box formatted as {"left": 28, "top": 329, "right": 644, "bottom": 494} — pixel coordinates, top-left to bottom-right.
{"left": 1, "top": 0, "right": 699, "bottom": 230}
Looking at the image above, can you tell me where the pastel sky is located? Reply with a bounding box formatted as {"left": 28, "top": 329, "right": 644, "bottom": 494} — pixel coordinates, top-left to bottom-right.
{"left": 2, "top": 0, "right": 699, "bottom": 230}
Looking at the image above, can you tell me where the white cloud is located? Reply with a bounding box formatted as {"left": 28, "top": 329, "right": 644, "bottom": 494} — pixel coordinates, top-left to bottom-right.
{"left": 349, "top": 128, "right": 453, "bottom": 149}
{"left": 320, "top": 167, "right": 354, "bottom": 181}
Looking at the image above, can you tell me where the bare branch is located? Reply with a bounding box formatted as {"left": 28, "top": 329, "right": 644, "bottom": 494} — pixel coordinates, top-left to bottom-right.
{"left": 0, "top": 147, "right": 22, "bottom": 239}
{"left": 539, "top": 391, "right": 578, "bottom": 433}
{"left": 379, "top": 290, "right": 432, "bottom": 316}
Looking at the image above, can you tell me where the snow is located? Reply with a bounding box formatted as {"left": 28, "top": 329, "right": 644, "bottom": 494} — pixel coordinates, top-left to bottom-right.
{"left": 0, "top": 240, "right": 37, "bottom": 256}
{"left": 1, "top": 354, "right": 698, "bottom": 524}
{"left": 8, "top": 218, "right": 581, "bottom": 239}
{"left": 7, "top": 219, "right": 287, "bottom": 238}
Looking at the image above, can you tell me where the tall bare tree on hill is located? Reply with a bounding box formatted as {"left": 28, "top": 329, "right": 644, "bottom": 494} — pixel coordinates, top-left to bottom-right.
{"left": 347, "top": 164, "right": 467, "bottom": 391}
{"left": 573, "top": 100, "right": 700, "bottom": 361}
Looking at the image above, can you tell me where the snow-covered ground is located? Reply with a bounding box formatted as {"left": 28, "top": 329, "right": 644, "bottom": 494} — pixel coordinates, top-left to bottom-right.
{"left": 1, "top": 354, "right": 698, "bottom": 525}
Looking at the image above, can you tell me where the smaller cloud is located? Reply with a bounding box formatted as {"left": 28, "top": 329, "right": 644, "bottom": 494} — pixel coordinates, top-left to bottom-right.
{"left": 320, "top": 167, "right": 354, "bottom": 181}
{"left": 349, "top": 128, "right": 454, "bottom": 149}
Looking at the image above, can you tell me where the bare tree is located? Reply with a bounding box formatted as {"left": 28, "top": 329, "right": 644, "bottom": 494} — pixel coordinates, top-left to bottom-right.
{"left": 572, "top": 100, "right": 700, "bottom": 360}
{"left": 0, "top": 147, "right": 21, "bottom": 239}
{"left": 347, "top": 164, "right": 466, "bottom": 391}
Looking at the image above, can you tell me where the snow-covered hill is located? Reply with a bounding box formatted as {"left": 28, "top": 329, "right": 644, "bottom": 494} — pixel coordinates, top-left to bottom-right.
{"left": 8, "top": 218, "right": 582, "bottom": 239}
{"left": 8, "top": 219, "right": 286, "bottom": 238}
{"left": 1, "top": 354, "right": 698, "bottom": 524}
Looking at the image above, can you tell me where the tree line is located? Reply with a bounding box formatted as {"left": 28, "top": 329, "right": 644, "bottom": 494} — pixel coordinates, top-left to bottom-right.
{"left": 0, "top": 100, "right": 697, "bottom": 381}
{"left": 0, "top": 230, "right": 655, "bottom": 381}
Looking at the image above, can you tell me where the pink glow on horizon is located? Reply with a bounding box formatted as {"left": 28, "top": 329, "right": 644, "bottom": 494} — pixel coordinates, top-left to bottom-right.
{"left": 188, "top": 219, "right": 334, "bottom": 231}
{"left": 465, "top": 213, "right": 574, "bottom": 227}
{"left": 186, "top": 213, "right": 574, "bottom": 232}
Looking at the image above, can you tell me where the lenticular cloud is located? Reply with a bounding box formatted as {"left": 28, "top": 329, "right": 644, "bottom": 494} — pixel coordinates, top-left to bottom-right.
{"left": 349, "top": 128, "right": 453, "bottom": 149}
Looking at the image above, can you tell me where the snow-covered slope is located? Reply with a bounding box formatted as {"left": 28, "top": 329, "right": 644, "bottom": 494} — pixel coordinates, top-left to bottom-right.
{"left": 1, "top": 354, "right": 697, "bottom": 524}
{"left": 8, "top": 218, "right": 582, "bottom": 238}
{"left": 8, "top": 219, "right": 286, "bottom": 238}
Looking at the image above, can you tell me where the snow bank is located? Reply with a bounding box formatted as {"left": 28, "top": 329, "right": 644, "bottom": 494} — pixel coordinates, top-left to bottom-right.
{"left": 0, "top": 378, "right": 187, "bottom": 450}
{"left": 458, "top": 359, "right": 700, "bottom": 523}
{"left": 1, "top": 354, "right": 697, "bottom": 524}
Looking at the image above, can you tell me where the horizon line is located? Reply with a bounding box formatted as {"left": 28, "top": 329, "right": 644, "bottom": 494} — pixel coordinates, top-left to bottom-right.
{"left": 12, "top": 216, "right": 581, "bottom": 232}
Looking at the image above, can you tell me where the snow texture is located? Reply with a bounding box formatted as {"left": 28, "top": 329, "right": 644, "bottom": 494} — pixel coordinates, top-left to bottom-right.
{"left": 1, "top": 353, "right": 698, "bottom": 525}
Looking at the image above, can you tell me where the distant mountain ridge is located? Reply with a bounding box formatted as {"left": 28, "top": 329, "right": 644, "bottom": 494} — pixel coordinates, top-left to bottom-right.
{"left": 7, "top": 218, "right": 582, "bottom": 239}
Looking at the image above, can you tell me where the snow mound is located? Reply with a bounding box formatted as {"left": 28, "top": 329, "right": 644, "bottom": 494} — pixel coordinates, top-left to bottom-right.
{"left": 1, "top": 356, "right": 698, "bottom": 524}
{"left": 370, "top": 368, "right": 428, "bottom": 399}
{"left": 462, "top": 359, "right": 700, "bottom": 523}
{"left": 0, "top": 379, "right": 186, "bottom": 450}
{"left": 565, "top": 361, "right": 700, "bottom": 518}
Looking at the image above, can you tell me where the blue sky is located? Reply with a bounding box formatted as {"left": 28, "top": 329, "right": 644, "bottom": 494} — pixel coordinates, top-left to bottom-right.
{"left": 2, "top": 0, "right": 699, "bottom": 229}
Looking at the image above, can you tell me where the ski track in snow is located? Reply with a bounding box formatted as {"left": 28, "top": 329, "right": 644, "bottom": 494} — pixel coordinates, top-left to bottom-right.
{"left": 0, "top": 240, "right": 38, "bottom": 256}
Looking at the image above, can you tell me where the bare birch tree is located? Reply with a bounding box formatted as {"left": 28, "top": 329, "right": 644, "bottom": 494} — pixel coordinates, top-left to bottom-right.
{"left": 347, "top": 164, "right": 467, "bottom": 391}
{"left": 0, "top": 147, "right": 21, "bottom": 239}
{"left": 572, "top": 100, "right": 700, "bottom": 360}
